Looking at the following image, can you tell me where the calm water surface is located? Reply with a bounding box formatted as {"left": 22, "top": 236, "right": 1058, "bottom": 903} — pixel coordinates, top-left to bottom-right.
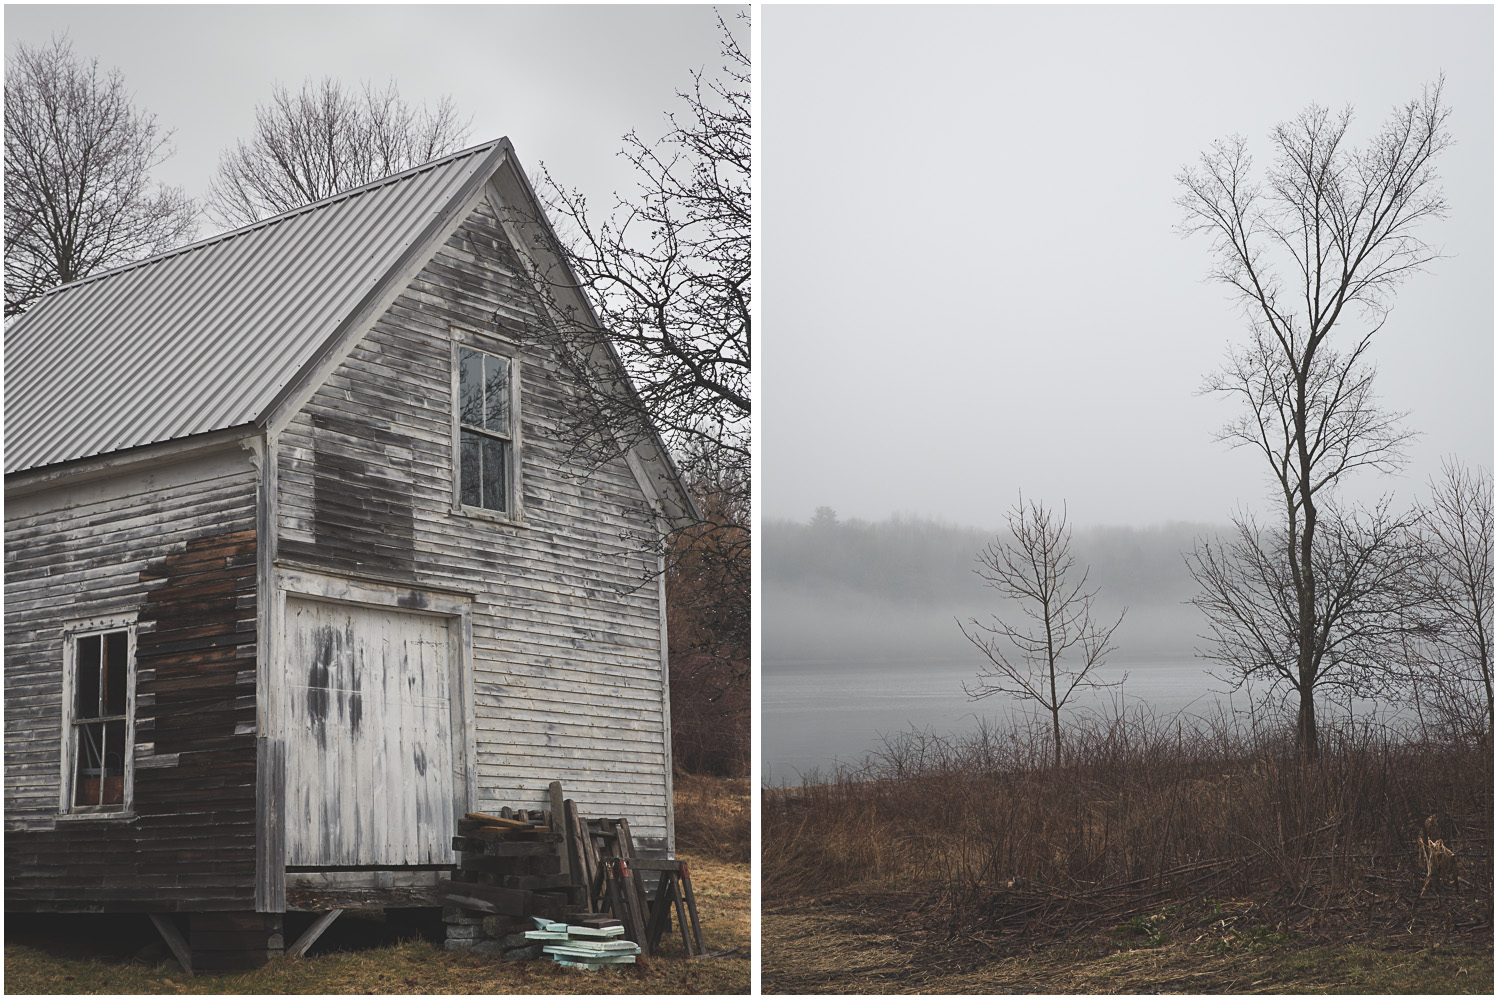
{"left": 762, "top": 657, "right": 1388, "bottom": 785}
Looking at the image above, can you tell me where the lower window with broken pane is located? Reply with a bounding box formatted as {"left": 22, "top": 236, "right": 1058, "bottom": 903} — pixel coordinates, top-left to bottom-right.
{"left": 67, "top": 628, "right": 134, "bottom": 812}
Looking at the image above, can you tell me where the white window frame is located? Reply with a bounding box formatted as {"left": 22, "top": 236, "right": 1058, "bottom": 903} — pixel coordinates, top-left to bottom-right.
{"left": 58, "top": 613, "right": 138, "bottom": 817}
{"left": 450, "top": 329, "right": 524, "bottom": 523}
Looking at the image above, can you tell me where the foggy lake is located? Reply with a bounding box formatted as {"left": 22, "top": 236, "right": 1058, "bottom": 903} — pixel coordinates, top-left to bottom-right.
{"left": 762, "top": 656, "right": 1394, "bottom": 786}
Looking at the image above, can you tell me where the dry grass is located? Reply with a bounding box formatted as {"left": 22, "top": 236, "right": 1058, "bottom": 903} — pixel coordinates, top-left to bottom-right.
{"left": 764, "top": 708, "right": 1492, "bottom": 992}
{"left": 674, "top": 770, "right": 750, "bottom": 864}
{"left": 3, "top": 852, "right": 749, "bottom": 995}
{"left": 762, "top": 895, "right": 1493, "bottom": 994}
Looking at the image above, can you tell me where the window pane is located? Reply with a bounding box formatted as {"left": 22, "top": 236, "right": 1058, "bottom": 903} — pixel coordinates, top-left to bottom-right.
{"left": 74, "top": 722, "right": 104, "bottom": 808}
{"left": 460, "top": 431, "right": 482, "bottom": 507}
{"left": 104, "top": 632, "right": 128, "bottom": 717}
{"left": 482, "top": 437, "right": 508, "bottom": 513}
{"left": 484, "top": 354, "right": 509, "bottom": 435}
{"left": 76, "top": 636, "right": 101, "bottom": 719}
{"left": 459, "top": 349, "right": 484, "bottom": 427}
{"left": 103, "top": 721, "right": 126, "bottom": 804}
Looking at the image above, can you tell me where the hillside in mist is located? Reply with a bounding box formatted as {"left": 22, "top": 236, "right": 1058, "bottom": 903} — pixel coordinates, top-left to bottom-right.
{"left": 764, "top": 511, "right": 1226, "bottom": 665}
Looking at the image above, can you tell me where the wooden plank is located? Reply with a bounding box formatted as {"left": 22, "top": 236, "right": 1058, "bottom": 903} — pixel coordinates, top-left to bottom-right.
{"left": 548, "top": 781, "right": 570, "bottom": 882}
{"left": 671, "top": 872, "right": 695, "bottom": 957}
{"left": 437, "top": 878, "right": 532, "bottom": 916}
{"left": 148, "top": 913, "right": 194, "bottom": 976}
{"left": 602, "top": 858, "right": 650, "bottom": 956}
{"left": 620, "top": 858, "right": 693, "bottom": 872}
{"left": 288, "top": 909, "right": 343, "bottom": 957}
{"left": 680, "top": 860, "right": 706, "bottom": 955}
{"left": 564, "top": 799, "right": 595, "bottom": 913}
{"left": 499, "top": 873, "right": 573, "bottom": 890}
{"left": 463, "top": 812, "right": 534, "bottom": 830}
{"left": 643, "top": 873, "right": 674, "bottom": 953}
{"left": 615, "top": 818, "right": 650, "bottom": 915}
{"left": 463, "top": 825, "right": 560, "bottom": 843}
{"left": 483, "top": 840, "right": 554, "bottom": 857}
{"left": 620, "top": 859, "right": 651, "bottom": 958}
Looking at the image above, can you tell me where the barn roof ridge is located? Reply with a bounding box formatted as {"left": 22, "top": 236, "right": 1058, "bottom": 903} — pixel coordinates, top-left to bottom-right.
{"left": 35, "top": 138, "right": 510, "bottom": 300}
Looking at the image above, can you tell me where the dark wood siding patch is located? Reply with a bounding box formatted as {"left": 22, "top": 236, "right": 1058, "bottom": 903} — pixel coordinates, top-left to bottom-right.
{"left": 5, "top": 449, "right": 259, "bottom": 912}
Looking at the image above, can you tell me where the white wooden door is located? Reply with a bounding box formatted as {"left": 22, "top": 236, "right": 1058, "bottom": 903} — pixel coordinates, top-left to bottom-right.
{"left": 284, "top": 597, "right": 456, "bottom": 866}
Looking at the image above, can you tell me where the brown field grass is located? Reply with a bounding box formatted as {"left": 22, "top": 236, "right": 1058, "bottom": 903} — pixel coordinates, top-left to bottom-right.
{"left": 763, "top": 709, "right": 1493, "bottom": 993}
{"left": 673, "top": 770, "right": 751, "bottom": 864}
{"left": 4, "top": 777, "right": 751, "bottom": 994}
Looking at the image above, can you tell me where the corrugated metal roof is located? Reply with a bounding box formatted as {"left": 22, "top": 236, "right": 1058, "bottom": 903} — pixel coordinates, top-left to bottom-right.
{"left": 4, "top": 139, "right": 507, "bottom": 474}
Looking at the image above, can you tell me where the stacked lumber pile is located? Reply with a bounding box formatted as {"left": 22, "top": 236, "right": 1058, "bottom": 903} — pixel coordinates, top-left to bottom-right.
{"left": 439, "top": 808, "right": 585, "bottom": 959}
{"left": 525, "top": 915, "right": 640, "bottom": 970}
{"left": 440, "top": 782, "right": 700, "bottom": 962}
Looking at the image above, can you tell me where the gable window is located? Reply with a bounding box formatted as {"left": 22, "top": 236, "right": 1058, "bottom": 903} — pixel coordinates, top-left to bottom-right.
{"left": 64, "top": 624, "right": 135, "bottom": 813}
{"left": 456, "top": 345, "right": 517, "bottom": 515}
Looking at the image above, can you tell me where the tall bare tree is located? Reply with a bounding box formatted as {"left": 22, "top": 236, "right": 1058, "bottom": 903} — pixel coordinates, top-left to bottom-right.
{"left": 1178, "top": 82, "right": 1451, "bottom": 757}
{"left": 958, "top": 498, "right": 1126, "bottom": 768}
{"left": 208, "top": 77, "right": 470, "bottom": 228}
{"left": 4, "top": 35, "right": 196, "bottom": 316}
{"left": 1406, "top": 459, "right": 1494, "bottom": 732}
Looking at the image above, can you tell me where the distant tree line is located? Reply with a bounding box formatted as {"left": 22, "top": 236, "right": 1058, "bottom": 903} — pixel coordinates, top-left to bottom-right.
{"left": 765, "top": 509, "right": 1213, "bottom": 608}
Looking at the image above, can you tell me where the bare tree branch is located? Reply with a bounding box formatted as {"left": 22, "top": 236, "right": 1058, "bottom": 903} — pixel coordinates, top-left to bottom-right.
{"left": 528, "top": 11, "right": 750, "bottom": 505}
{"left": 207, "top": 77, "right": 471, "bottom": 228}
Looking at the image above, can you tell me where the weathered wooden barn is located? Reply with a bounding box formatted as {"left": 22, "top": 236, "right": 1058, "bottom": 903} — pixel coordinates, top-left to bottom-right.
{"left": 4, "top": 139, "right": 694, "bottom": 967}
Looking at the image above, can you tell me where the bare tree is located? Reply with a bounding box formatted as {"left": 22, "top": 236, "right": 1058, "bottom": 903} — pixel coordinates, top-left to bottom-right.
{"left": 531, "top": 11, "right": 749, "bottom": 506}
{"left": 4, "top": 35, "right": 196, "bottom": 316}
{"left": 1190, "top": 502, "right": 1428, "bottom": 749}
{"left": 1406, "top": 459, "right": 1494, "bottom": 732}
{"left": 520, "top": 13, "right": 749, "bottom": 778}
{"left": 208, "top": 77, "right": 470, "bottom": 228}
{"left": 958, "top": 498, "right": 1127, "bottom": 768}
{"left": 1178, "top": 82, "right": 1451, "bottom": 757}
{"left": 667, "top": 464, "right": 749, "bottom": 776}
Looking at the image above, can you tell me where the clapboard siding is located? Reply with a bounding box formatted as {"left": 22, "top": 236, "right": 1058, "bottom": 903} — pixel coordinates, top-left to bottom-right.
{"left": 4, "top": 445, "right": 260, "bottom": 911}
{"left": 277, "top": 197, "right": 671, "bottom": 851}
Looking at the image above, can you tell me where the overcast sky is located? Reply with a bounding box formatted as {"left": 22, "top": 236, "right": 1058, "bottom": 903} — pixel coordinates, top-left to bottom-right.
{"left": 5, "top": 4, "right": 742, "bottom": 238}
{"left": 763, "top": 5, "right": 1493, "bottom": 530}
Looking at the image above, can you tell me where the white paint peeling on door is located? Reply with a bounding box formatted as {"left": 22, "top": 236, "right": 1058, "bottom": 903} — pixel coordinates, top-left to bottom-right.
{"left": 284, "top": 597, "right": 455, "bottom": 866}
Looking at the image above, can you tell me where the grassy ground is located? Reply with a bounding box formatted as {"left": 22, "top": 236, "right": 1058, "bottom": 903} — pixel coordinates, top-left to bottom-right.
{"left": 762, "top": 890, "right": 1492, "bottom": 994}
{"left": 4, "top": 776, "right": 751, "bottom": 994}
{"left": 763, "top": 714, "right": 1492, "bottom": 994}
